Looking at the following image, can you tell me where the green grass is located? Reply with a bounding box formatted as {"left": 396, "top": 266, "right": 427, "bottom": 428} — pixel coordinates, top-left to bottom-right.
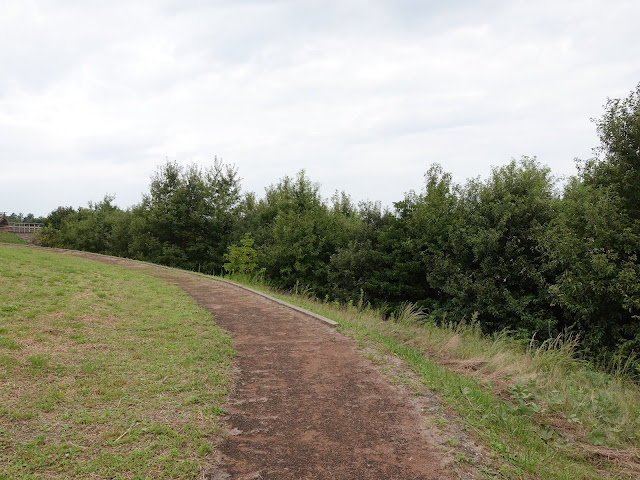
{"left": 225, "top": 274, "right": 640, "bottom": 480}
{"left": 0, "top": 231, "right": 27, "bottom": 245}
{"left": 0, "top": 247, "right": 234, "bottom": 479}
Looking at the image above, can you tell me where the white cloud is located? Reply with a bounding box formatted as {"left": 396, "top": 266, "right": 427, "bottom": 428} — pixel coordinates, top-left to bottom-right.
{"left": 1, "top": 0, "right": 638, "bottom": 216}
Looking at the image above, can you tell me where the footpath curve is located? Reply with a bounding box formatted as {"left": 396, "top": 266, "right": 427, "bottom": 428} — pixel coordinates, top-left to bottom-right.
{"left": 7, "top": 246, "right": 454, "bottom": 479}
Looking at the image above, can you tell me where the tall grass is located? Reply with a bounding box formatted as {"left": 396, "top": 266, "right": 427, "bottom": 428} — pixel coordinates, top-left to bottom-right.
{"left": 225, "top": 274, "right": 640, "bottom": 479}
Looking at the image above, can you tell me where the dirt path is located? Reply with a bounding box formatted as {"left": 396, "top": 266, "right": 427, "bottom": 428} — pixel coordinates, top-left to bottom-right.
{"left": 56, "top": 251, "right": 454, "bottom": 479}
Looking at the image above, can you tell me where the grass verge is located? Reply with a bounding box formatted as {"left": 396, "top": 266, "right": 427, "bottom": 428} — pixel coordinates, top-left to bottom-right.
{"left": 225, "top": 274, "right": 640, "bottom": 480}
{"left": 0, "top": 247, "right": 234, "bottom": 479}
{"left": 0, "top": 232, "right": 28, "bottom": 245}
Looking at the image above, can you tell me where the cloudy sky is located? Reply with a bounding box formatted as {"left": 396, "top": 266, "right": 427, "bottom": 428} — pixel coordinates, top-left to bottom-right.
{"left": 1, "top": 0, "right": 639, "bottom": 217}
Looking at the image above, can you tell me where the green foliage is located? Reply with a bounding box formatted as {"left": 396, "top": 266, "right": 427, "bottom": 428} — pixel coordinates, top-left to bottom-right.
{"left": 42, "top": 158, "right": 243, "bottom": 275}
{"left": 39, "top": 206, "right": 76, "bottom": 247}
{"left": 583, "top": 82, "right": 640, "bottom": 221}
{"left": 133, "top": 159, "right": 242, "bottom": 272}
{"left": 441, "top": 157, "right": 558, "bottom": 335}
{"left": 541, "top": 178, "right": 640, "bottom": 359}
{"left": 5, "top": 212, "right": 46, "bottom": 224}
{"left": 45, "top": 206, "right": 76, "bottom": 229}
{"left": 328, "top": 201, "right": 406, "bottom": 307}
{"left": 38, "top": 82, "right": 640, "bottom": 374}
{"left": 230, "top": 278, "right": 640, "bottom": 478}
{"left": 248, "top": 170, "right": 354, "bottom": 297}
{"left": 539, "top": 84, "right": 640, "bottom": 366}
{"left": 224, "top": 233, "right": 258, "bottom": 274}
{"left": 394, "top": 164, "right": 459, "bottom": 311}
{"left": 39, "top": 195, "right": 132, "bottom": 255}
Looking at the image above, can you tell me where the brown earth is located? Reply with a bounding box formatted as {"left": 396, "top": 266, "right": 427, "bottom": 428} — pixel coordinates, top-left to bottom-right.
{"left": 43, "top": 249, "right": 484, "bottom": 479}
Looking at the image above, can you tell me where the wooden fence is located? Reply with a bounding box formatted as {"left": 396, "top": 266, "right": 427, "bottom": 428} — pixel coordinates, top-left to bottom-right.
{"left": 1, "top": 223, "right": 44, "bottom": 233}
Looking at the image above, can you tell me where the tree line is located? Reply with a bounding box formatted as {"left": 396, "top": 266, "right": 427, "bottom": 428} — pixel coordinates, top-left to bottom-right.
{"left": 37, "top": 84, "right": 640, "bottom": 372}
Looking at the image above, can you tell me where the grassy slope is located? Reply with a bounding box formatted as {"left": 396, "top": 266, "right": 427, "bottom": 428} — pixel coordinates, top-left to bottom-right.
{"left": 227, "top": 275, "right": 640, "bottom": 480}
{"left": 0, "top": 231, "right": 28, "bottom": 245}
{"left": 0, "top": 247, "right": 234, "bottom": 479}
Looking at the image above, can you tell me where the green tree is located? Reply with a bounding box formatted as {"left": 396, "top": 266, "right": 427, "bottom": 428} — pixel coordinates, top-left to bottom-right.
{"left": 542, "top": 84, "right": 640, "bottom": 360}
{"left": 39, "top": 206, "right": 77, "bottom": 247}
{"left": 252, "top": 171, "right": 352, "bottom": 296}
{"left": 441, "top": 158, "right": 558, "bottom": 335}
{"left": 582, "top": 82, "right": 640, "bottom": 221}
{"left": 135, "top": 158, "right": 242, "bottom": 272}
{"left": 402, "top": 164, "right": 459, "bottom": 312}
{"left": 328, "top": 201, "right": 394, "bottom": 306}
{"left": 40, "top": 195, "right": 131, "bottom": 256}
{"left": 45, "top": 206, "right": 76, "bottom": 229}
{"left": 224, "top": 233, "right": 258, "bottom": 275}
{"left": 542, "top": 179, "right": 640, "bottom": 357}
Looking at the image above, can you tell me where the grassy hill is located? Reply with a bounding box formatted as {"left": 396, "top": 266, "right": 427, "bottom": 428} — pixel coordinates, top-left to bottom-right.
{"left": 0, "top": 247, "right": 233, "bottom": 479}
{"left": 2, "top": 243, "right": 638, "bottom": 479}
{"left": 0, "top": 231, "right": 28, "bottom": 245}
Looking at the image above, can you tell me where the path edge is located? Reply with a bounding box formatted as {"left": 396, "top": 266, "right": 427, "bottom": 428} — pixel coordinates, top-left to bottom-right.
{"left": 0, "top": 243, "right": 338, "bottom": 328}
{"left": 212, "top": 276, "right": 338, "bottom": 327}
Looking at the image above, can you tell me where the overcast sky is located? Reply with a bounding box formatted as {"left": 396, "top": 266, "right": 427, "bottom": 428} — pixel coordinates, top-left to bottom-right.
{"left": 1, "top": 0, "right": 639, "bottom": 217}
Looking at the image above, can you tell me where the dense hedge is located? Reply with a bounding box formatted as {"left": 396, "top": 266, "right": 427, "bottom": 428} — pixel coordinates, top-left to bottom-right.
{"left": 40, "top": 84, "right": 640, "bottom": 371}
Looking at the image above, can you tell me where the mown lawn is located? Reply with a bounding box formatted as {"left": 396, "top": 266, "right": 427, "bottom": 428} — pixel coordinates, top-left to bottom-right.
{"left": 0, "top": 247, "right": 234, "bottom": 479}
